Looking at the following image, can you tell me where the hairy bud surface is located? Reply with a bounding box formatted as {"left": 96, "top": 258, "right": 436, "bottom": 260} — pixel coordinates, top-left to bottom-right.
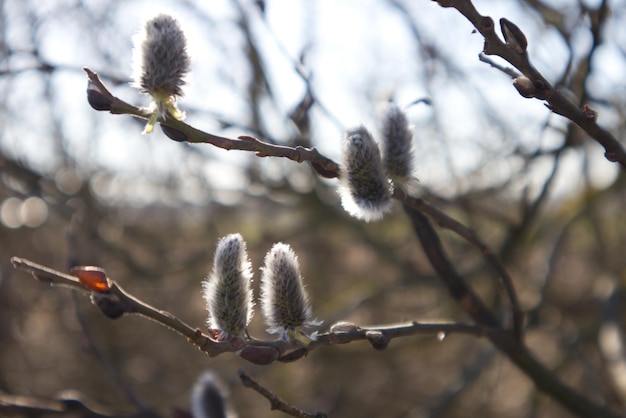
{"left": 203, "top": 234, "right": 254, "bottom": 339}
{"left": 339, "top": 126, "right": 392, "bottom": 222}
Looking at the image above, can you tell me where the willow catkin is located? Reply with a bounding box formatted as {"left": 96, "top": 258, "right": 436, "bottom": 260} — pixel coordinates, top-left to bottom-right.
{"left": 339, "top": 126, "right": 392, "bottom": 222}
{"left": 379, "top": 103, "right": 415, "bottom": 185}
{"left": 260, "top": 243, "right": 315, "bottom": 337}
{"left": 131, "top": 14, "right": 190, "bottom": 133}
{"left": 203, "top": 234, "right": 254, "bottom": 339}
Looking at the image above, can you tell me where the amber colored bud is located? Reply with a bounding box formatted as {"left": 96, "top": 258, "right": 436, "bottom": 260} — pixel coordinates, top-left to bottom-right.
{"left": 70, "top": 266, "right": 110, "bottom": 292}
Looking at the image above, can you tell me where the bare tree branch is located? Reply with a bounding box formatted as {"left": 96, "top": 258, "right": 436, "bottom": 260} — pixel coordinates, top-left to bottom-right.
{"left": 0, "top": 389, "right": 158, "bottom": 418}
{"left": 83, "top": 67, "right": 341, "bottom": 179}
{"left": 432, "top": 0, "right": 626, "bottom": 168}
{"left": 9, "top": 257, "right": 498, "bottom": 362}
{"left": 238, "top": 369, "right": 327, "bottom": 418}
{"left": 395, "top": 189, "right": 523, "bottom": 337}
{"left": 402, "top": 203, "right": 619, "bottom": 418}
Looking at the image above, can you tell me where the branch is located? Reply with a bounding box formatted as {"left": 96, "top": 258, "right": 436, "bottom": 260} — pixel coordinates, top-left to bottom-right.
{"left": 402, "top": 204, "right": 619, "bottom": 418}
{"left": 0, "top": 389, "right": 156, "bottom": 418}
{"left": 10, "top": 257, "right": 495, "bottom": 363}
{"left": 395, "top": 189, "right": 523, "bottom": 337}
{"left": 85, "top": 68, "right": 524, "bottom": 336}
{"left": 83, "top": 67, "right": 340, "bottom": 179}
{"left": 238, "top": 369, "right": 327, "bottom": 418}
{"left": 433, "top": 0, "right": 626, "bottom": 169}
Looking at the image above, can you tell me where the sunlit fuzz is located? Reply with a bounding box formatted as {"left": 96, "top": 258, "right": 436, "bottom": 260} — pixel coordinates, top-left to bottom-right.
{"left": 260, "top": 243, "right": 320, "bottom": 341}
{"left": 131, "top": 14, "right": 190, "bottom": 134}
{"left": 339, "top": 126, "right": 392, "bottom": 222}
{"left": 379, "top": 103, "right": 415, "bottom": 186}
{"left": 203, "top": 234, "right": 254, "bottom": 340}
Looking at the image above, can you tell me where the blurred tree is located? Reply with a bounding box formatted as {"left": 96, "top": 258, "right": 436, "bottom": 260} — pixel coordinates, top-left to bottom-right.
{"left": 1, "top": 0, "right": 625, "bottom": 417}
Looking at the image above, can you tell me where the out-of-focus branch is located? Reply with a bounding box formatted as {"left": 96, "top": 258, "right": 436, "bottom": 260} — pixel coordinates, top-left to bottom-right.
{"left": 238, "top": 369, "right": 327, "bottom": 418}
{"left": 432, "top": 0, "right": 626, "bottom": 169}
{"left": 0, "top": 389, "right": 158, "bottom": 418}
{"left": 83, "top": 68, "right": 340, "bottom": 179}
{"left": 402, "top": 203, "right": 619, "bottom": 418}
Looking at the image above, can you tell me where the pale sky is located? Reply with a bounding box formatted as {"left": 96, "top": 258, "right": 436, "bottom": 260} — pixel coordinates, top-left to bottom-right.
{"left": 1, "top": 0, "right": 624, "bottom": 211}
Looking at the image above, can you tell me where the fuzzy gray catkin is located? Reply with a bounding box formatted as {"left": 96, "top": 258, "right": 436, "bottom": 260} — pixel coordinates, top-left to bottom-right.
{"left": 203, "top": 234, "right": 254, "bottom": 339}
{"left": 191, "top": 371, "right": 237, "bottom": 418}
{"left": 339, "top": 126, "right": 392, "bottom": 222}
{"left": 260, "top": 243, "right": 314, "bottom": 336}
{"left": 131, "top": 14, "right": 190, "bottom": 133}
{"left": 379, "top": 103, "right": 415, "bottom": 185}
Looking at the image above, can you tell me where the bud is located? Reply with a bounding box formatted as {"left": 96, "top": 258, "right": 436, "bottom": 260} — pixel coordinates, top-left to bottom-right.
{"left": 338, "top": 126, "right": 392, "bottom": 222}
{"left": 160, "top": 124, "right": 188, "bottom": 142}
{"left": 513, "top": 76, "right": 536, "bottom": 98}
{"left": 260, "top": 243, "right": 321, "bottom": 340}
{"left": 378, "top": 103, "right": 415, "bottom": 185}
{"left": 86, "top": 80, "right": 112, "bottom": 111}
{"left": 238, "top": 345, "right": 279, "bottom": 365}
{"left": 91, "top": 293, "right": 127, "bottom": 319}
{"left": 500, "top": 18, "right": 527, "bottom": 54}
{"left": 366, "top": 330, "right": 390, "bottom": 350}
{"left": 131, "top": 14, "right": 191, "bottom": 134}
{"left": 203, "top": 234, "right": 254, "bottom": 339}
{"left": 191, "top": 371, "right": 237, "bottom": 418}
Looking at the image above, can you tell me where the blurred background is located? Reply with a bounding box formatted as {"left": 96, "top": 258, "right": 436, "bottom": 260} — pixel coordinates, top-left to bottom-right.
{"left": 1, "top": 0, "right": 626, "bottom": 417}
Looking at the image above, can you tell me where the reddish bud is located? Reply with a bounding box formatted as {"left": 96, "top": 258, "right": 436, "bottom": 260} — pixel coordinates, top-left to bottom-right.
{"left": 70, "top": 266, "right": 110, "bottom": 292}
{"left": 582, "top": 104, "right": 598, "bottom": 121}
{"left": 238, "top": 345, "right": 279, "bottom": 365}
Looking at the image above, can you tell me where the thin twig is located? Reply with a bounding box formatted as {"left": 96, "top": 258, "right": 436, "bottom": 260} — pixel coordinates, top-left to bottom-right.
{"left": 395, "top": 189, "right": 524, "bottom": 338}
{"left": 84, "top": 67, "right": 523, "bottom": 336}
{"left": 83, "top": 67, "right": 341, "bottom": 179}
{"left": 432, "top": 0, "right": 626, "bottom": 168}
{"left": 402, "top": 203, "right": 619, "bottom": 418}
{"left": 10, "top": 257, "right": 503, "bottom": 360}
{"left": 238, "top": 370, "right": 327, "bottom": 418}
{"left": 478, "top": 52, "right": 520, "bottom": 79}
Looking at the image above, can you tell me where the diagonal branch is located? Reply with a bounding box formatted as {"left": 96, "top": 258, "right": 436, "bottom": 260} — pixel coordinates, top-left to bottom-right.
{"left": 238, "top": 369, "right": 327, "bottom": 418}
{"left": 432, "top": 0, "right": 626, "bottom": 168}
{"left": 395, "top": 189, "right": 523, "bottom": 338}
{"left": 402, "top": 203, "right": 619, "bottom": 418}
{"left": 83, "top": 68, "right": 340, "bottom": 179}
{"left": 86, "top": 65, "right": 525, "bottom": 337}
